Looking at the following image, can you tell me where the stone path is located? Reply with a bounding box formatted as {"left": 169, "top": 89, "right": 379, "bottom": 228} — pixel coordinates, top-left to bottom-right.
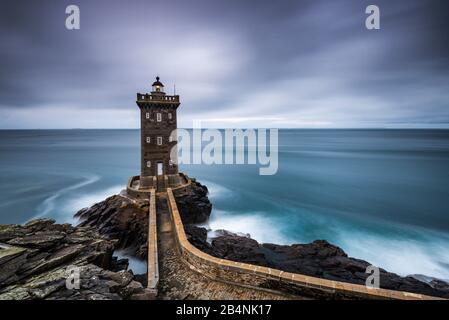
{"left": 154, "top": 194, "right": 299, "bottom": 300}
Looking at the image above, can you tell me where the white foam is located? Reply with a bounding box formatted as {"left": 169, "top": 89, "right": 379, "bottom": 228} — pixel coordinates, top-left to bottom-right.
{"left": 31, "top": 175, "right": 100, "bottom": 222}
{"left": 63, "top": 184, "right": 124, "bottom": 224}
{"left": 114, "top": 250, "right": 147, "bottom": 275}
{"left": 205, "top": 184, "right": 449, "bottom": 280}
{"left": 200, "top": 180, "right": 233, "bottom": 200}
{"left": 208, "top": 209, "right": 290, "bottom": 244}
{"left": 337, "top": 230, "right": 449, "bottom": 280}
{"left": 202, "top": 180, "right": 291, "bottom": 244}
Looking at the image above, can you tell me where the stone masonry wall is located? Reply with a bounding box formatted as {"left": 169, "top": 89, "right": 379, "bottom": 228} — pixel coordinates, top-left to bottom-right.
{"left": 147, "top": 189, "right": 158, "bottom": 295}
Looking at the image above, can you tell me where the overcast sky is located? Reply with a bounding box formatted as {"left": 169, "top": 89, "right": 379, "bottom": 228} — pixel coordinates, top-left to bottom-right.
{"left": 0, "top": 0, "right": 448, "bottom": 129}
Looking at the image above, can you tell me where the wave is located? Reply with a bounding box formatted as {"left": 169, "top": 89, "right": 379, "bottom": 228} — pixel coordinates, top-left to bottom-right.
{"left": 199, "top": 180, "right": 234, "bottom": 200}
{"left": 337, "top": 230, "right": 449, "bottom": 281}
{"left": 31, "top": 175, "right": 100, "bottom": 222}
{"left": 64, "top": 184, "right": 124, "bottom": 224}
{"left": 202, "top": 180, "right": 449, "bottom": 280}
{"left": 207, "top": 209, "right": 291, "bottom": 244}
{"left": 208, "top": 207, "right": 449, "bottom": 280}
{"left": 114, "top": 250, "right": 147, "bottom": 275}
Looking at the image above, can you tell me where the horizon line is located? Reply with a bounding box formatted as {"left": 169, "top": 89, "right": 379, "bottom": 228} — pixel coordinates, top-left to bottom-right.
{"left": 1, "top": 127, "right": 449, "bottom": 130}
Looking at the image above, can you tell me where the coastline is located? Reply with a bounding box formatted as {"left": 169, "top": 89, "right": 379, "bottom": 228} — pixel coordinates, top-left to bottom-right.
{"left": 2, "top": 129, "right": 449, "bottom": 281}
{"left": 1, "top": 178, "right": 448, "bottom": 300}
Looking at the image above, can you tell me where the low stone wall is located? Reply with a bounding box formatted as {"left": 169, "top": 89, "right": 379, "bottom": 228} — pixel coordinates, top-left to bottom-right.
{"left": 147, "top": 189, "right": 158, "bottom": 296}
{"left": 126, "top": 176, "right": 151, "bottom": 199}
{"left": 170, "top": 174, "right": 192, "bottom": 195}
{"left": 166, "top": 188, "right": 442, "bottom": 300}
{"left": 128, "top": 174, "right": 190, "bottom": 198}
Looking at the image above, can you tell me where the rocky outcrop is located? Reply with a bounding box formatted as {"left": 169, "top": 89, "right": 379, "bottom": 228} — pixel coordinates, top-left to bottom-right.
{"left": 0, "top": 219, "right": 149, "bottom": 300}
{"left": 75, "top": 195, "right": 149, "bottom": 259}
{"left": 2, "top": 177, "right": 448, "bottom": 300}
{"left": 175, "top": 180, "right": 212, "bottom": 224}
{"left": 183, "top": 225, "right": 449, "bottom": 299}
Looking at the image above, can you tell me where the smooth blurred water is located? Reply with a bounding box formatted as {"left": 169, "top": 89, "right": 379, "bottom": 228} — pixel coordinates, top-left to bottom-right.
{"left": 1, "top": 129, "right": 449, "bottom": 279}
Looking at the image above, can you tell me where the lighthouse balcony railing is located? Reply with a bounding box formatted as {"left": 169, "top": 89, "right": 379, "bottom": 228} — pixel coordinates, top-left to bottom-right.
{"left": 137, "top": 93, "right": 179, "bottom": 102}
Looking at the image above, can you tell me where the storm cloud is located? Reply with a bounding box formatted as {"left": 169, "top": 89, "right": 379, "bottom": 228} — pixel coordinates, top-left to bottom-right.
{"left": 0, "top": 0, "right": 448, "bottom": 128}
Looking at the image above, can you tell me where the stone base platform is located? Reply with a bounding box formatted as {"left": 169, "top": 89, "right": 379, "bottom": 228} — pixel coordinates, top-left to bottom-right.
{"left": 126, "top": 173, "right": 190, "bottom": 199}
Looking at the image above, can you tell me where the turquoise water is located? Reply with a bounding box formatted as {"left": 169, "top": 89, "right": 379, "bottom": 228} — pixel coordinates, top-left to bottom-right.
{"left": 1, "top": 129, "right": 449, "bottom": 279}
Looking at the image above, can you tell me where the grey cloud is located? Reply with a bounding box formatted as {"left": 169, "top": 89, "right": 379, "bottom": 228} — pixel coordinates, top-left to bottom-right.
{"left": 0, "top": 0, "right": 448, "bottom": 128}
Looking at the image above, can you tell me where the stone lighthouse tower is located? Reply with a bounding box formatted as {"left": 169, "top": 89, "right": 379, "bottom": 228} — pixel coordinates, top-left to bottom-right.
{"left": 136, "top": 76, "right": 180, "bottom": 189}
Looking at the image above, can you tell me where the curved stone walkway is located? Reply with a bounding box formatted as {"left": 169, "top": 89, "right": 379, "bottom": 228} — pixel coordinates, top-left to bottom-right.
{"left": 154, "top": 194, "right": 302, "bottom": 300}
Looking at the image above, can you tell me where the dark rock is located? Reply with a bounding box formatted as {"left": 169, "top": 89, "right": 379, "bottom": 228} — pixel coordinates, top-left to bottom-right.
{"left": 214, "top": 229, "right": 251, "bottom": 239}
{"left": 24, "top": 219, "right": 56, "bottom": 232}
{"left": 7, "top": 232, "right": 65, "bottom": 250}
{"left": 211, "top": 234, "right": 270, "bottom": 267}
{"left": 110, "top": 257, "right": 129, "bottom": 272}
{"left": 133, "top": 273, "right": 148, "bottom": 287}
{"left": 0, "top": 218, "right": 145, "bottom": 300}
{"left": 75, "top": 195, "right": 148, "bottom": 259}
{"left": 3, "top": 177, "right": 448, "bottom": 300}
{"left": 184, "top": 225, "right": 449, "bottom": 299}
{"left": 184, "top": 225, "right": 213, "bottom": 253}
{"left": 0, "top": 225, "right": 25, "bottom": 242}
{"left": 175, "top": 181, "right": 212, "bottom": 224}
{"left": 118, "top": 279, "right": 144, "bottom": 298}
{"left": 430, "top": 279, "right": 449, "bottom": 291}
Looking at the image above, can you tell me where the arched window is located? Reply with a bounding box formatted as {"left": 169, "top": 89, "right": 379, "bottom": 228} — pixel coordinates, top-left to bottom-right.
{"left": 146, "top": 161, "right": 151, "bottom": 168}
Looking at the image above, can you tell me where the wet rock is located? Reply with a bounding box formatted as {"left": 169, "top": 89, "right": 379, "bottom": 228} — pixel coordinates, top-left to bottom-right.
{"left": 175, "top": 181, "right": 212, "bottom": 224}
{"left": 0, "top": 219, "right": 144, "bottom": 300}
{"left": 118, "top": 279, "right": 144, "bottom": 298}
{"left": 24, "top": 219, "right": 57, "bottom": 232}
{"left": 430, "top": 279, "right": 449, "bottom": 291}
{"left": 184, "top": 225, "right": 212, "bottom": 253}
{"left": 7, "top": 232, "right": 65, "bottom": 250}
{"left": 110, "top": 257, "right": 129, "bottom": 272}
{"left": 214, "top": 229, "right": 251, "bottom": 239}
{"left": 75, "top": 195, "right": 148, "bottom": 259}
{"left": 184, "top": 225, "right": 449, "bottom": 299}
{"left": 3, "top": 177, "right": 448, "bottom": 300}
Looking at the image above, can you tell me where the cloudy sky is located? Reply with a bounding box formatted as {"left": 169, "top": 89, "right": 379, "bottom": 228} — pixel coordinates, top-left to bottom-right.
{"left": 0, "top": 0, "right": 448, "bottom": 129}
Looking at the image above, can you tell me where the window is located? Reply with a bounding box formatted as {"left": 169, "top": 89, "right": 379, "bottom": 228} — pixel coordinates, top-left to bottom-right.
{"left": 146, "top": 137, "right": 151, "bottom": 143}
{"left": 157, "top": 137, "right": 162, "bottom": 145}
{"left": 145, "top": 112, "right": 150, "bottom": 119}
{"left": 168, "top": 113, "right": 172, "bottom": 120}
{"left": 157, "top": 113, "right": 162, "bottom": 122}
{"left": 146, "top": 161, "right": 151, "bottom": 168}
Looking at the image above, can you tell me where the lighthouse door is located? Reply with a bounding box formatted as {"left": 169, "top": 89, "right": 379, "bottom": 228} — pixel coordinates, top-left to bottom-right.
{"left": 157, "top": 162, "right": 163, "bottom": 176}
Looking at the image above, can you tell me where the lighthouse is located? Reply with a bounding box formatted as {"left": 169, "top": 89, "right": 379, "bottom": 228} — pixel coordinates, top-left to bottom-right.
{"left": 136, "top": 76, "right": 180, "bottom": 189}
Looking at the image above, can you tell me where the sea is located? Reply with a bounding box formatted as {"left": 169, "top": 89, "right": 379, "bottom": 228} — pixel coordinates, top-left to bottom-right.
{"left": 1, "top": 129, "right": 449, "bottom": 280}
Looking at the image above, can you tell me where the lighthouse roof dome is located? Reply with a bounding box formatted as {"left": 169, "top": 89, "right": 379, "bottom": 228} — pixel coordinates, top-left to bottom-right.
{"left": 151, "top": 76, "right": 164, "bottom": 87}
